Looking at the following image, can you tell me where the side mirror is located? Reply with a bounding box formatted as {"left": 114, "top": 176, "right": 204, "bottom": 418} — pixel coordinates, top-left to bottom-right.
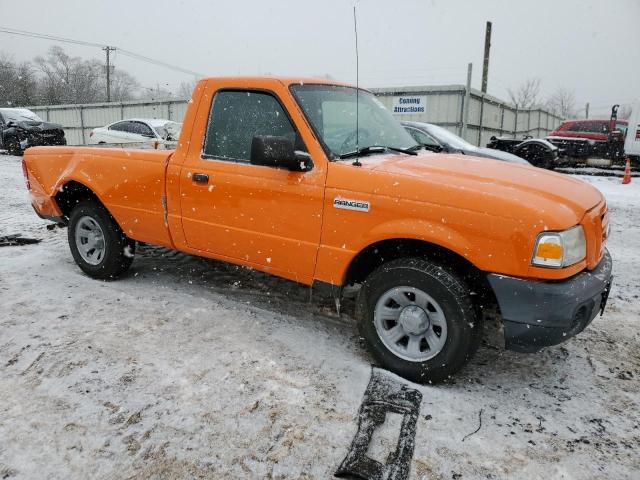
{"left": 6, "top": 121, "right": 15, "bottom": 128}
{"left": 250, "top": 135, "right": 311, "bottom": 171}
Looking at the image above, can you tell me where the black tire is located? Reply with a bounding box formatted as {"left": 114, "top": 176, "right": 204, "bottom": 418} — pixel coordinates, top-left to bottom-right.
{"left": 517, "top": 143, "right": 554, "bottom": 169}
{"left": 5, "top": 138, "right": 22, "bottom": 156}
{"left": 68, "top": 200, "right": 135, "bottom": 280}
{"left": 356, "top": 258, "right": 482, "bottom": 383}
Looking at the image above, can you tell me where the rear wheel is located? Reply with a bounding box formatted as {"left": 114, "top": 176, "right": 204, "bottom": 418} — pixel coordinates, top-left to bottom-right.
{"left": 356, "top": 258, "right": 481, "bottom": 383}
{"left": 68, "top": 200, "right": 135, "bottom": 279}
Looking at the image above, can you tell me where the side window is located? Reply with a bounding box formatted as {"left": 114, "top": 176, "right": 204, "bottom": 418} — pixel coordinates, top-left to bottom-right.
{"left": 406, "top": 127, "right": 439, "bottom": 147}
{"left": 203, "top": 90, "right": 306, "bottom": 162}
{"left": 131, "top": 122, "right": 154, "bottom": 137}
{"left": 109, "top": 122, "right": 129, "bottom": 132}
{"left": 569, "top": 122, "right": 585, "bottom": 132}
{"left": 109, "top": 121, "right": 131, "bottom": 132}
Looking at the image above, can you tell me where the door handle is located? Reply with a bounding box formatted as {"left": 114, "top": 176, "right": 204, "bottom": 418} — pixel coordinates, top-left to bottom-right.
{"left": 192, "top": 173, "right": 209, "bottom": 184}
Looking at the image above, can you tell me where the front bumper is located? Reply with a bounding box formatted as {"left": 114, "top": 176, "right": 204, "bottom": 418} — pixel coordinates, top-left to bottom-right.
{"left": 487, "top": 250, "right": 613, "bottom": 352}
{"left": 27, "top": 132, "right": 66, "bottom": 147}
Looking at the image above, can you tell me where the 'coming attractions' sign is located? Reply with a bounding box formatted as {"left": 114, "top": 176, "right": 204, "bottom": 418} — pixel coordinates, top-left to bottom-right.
{"left": 392, "top": 95, "right": 427, "bottom": 114}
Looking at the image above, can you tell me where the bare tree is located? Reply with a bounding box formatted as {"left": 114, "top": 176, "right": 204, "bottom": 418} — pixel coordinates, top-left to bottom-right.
{"left": 108, "top": 70, "right": 140, "bottom": 102}
{"left": 139, "top": 85, "right": 174, "bottom": 101}
{"left": 30, "top": 46, "right": 141, "bottom": 104}
{"left": 0, "top": 54, "right": 39, "bottom": 106}
{"left": 34, "top": 46, "right": 104, "bottom": 104}
{"left": 1, "top": 47, "right": 182, "bottom": 106}
{"left": 177, "top": 80, "right": 197, "bottom": 99}
{"left": 508, "top": 78, "right": 542, "bottom": 109}
{"left": 546, "top": 87, "right": 577, "bottom": 118}
{"left": 0, "top": 53, "right": 18, "bottom": 106}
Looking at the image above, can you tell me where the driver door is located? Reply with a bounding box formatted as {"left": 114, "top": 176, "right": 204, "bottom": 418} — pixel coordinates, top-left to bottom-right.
{"left": 178, "top": 86, "right": 326, "bottom": 282}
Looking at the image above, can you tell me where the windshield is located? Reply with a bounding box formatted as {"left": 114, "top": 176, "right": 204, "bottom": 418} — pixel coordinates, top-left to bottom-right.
{"left": 0, "top": 109, "right": 43, "bottom": 123}
{"left": 424, "top": 124, "right": 476, "bottom": 150}
{"left": 290, "top": 84, "right": 418, "bottom": 159}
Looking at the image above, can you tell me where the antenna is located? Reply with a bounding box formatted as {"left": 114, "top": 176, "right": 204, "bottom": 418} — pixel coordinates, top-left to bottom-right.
{"left": 353, "top": 5, "right": 362, "bottom": 167}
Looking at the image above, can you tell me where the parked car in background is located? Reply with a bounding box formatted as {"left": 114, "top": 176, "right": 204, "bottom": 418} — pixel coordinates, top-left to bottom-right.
{"left": 0, "top": 108, "right": 66, "bottom": 156}
{"left": 402, "top": 121, "right": 530, "bottom": 165}
{"left": 546, "top": 118, "right": 628, "bottom": 161}
{"left": 88, "top": 119, "right": 181, "bottom": 146}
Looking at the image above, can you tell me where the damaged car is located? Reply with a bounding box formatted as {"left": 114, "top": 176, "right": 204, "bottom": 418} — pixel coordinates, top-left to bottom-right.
{"left": 0, "top": 108, "right": 67, "bottom": 156}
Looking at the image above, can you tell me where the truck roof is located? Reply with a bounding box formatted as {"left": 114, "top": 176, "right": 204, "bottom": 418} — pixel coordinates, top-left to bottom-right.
{"left": 198, "top": 76, "right": 357, "bottom": 89}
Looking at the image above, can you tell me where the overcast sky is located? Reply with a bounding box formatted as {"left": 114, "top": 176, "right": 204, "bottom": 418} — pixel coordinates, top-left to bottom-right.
{"left": 1, "top": 0, "right": 638, "bottom": 116}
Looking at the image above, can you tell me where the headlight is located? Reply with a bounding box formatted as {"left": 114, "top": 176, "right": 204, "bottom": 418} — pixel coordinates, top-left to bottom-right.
{"left": 532, "top": 225, "right": 586, "bottom": 268}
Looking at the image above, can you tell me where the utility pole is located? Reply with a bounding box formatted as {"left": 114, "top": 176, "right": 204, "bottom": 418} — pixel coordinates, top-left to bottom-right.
{"left": 585, "top": 102, "right": 590, "bottom": 119}
{"left": 103, "top": 46, "right": 116, "bottom": 102}
{"left": 481, "top": 21, "right": 492, "bottom": 94}
{"left": 462, "top": 63, "right": 472, "bottom": 141}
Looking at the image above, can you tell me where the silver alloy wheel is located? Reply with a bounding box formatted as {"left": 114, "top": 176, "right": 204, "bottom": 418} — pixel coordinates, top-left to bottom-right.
{"left": 374, "top": 286, "right": 448, "bottom": 362}
{"left": 74, "top": 215, "right": 106, "bottom": 265}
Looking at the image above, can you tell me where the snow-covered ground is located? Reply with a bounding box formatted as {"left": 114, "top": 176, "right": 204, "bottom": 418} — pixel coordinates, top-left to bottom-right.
{"left": 0, "top": 155, "right": 638, "bottom": 479}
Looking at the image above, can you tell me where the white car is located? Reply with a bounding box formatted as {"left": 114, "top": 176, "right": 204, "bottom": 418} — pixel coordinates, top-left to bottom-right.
{"left": 88, "top": 118, "right": 181, "bottom": 145}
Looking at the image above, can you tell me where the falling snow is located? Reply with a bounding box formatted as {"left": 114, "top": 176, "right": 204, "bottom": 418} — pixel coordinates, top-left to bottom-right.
{"left": 0, "top": 156, "right": 639, "bottom": 478}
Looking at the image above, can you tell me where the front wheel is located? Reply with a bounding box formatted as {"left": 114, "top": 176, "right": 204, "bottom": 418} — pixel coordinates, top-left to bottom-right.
{"left": 356, "top": 258, "right": 482, "bottom": 383}
{"left": 517, "top": 143, "right": 554, "bottom": 169}
{"left": 5, "top": 138, "right": 22, "bottom": 156}
{"left": 68, "top": 200, "right": 135, "bottom": 279}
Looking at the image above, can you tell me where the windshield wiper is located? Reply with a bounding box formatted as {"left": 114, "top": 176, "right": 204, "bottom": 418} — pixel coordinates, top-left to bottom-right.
{"left": 339, "top": 145, "right": 418, "bottom": 159}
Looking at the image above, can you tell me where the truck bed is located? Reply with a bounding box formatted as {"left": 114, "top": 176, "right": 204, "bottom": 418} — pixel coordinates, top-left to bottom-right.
{"left": 24, "top": 146, "right": 174, "bottom": 247}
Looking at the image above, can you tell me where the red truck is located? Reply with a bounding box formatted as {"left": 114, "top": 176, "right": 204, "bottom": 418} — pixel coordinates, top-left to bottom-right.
{"left": 547, "top": 117, "right": 629, "bottom": 161}
{"left": 23, "top": 77, "right": 613, "bottom": 383}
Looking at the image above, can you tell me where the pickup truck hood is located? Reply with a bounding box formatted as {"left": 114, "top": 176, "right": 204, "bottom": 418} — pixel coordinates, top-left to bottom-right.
{"left": 344, "top": 152, "right": 603, "bottom": 223}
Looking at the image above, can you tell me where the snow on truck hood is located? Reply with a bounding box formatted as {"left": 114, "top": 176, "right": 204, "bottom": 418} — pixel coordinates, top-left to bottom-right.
{"left": 335, "top": 151, "right": 604, "bottom": 225}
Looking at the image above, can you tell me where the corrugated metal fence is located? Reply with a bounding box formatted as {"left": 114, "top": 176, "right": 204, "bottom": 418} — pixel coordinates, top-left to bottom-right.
{"left": 29, "top": 99, "right": 190, "bottom": 146}
{"left": 27, "top": 85, "right": 563, "bottom": 147}
{"left": 372, "top": 85, "right": 563, "bottom": 147}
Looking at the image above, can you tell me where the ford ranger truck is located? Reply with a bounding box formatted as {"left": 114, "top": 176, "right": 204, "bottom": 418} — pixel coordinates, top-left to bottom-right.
{"left": 23, "top": 77, "right": 613, "bottom": 383}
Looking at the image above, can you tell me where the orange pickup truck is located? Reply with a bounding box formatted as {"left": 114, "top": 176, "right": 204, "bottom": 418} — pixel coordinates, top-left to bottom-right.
{"left": 23, "top": 77, "right": 613, "bottom": 382}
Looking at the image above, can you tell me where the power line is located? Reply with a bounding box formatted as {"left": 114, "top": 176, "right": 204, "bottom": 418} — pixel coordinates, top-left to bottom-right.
{"left": 0, "top": 27, "right": 105, "bottom": 48}
{"left": 117, "top": 49, "right": 202, "bottom": 77}
{"left": 0, "top": 26, "right": 205, "bottom": 77}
